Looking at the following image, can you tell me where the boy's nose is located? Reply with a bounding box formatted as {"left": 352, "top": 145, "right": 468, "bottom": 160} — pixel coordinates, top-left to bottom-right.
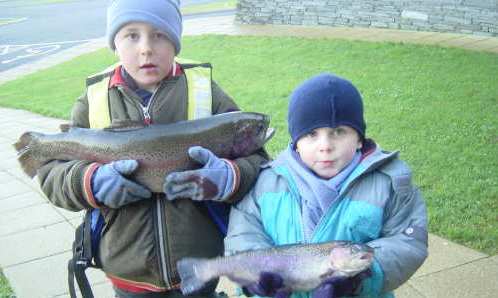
{"left": 139, "top": 38, "right": 153, "bottom": 54}
{"left": 318, "top": 136, "right": 334, "bottom": 151}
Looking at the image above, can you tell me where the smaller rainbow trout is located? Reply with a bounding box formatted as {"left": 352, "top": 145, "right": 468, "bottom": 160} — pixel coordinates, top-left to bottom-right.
{"left": 14, "top": 111, "right": 273, "bottom": 192}
{"left": 177, "top": 241, "right": 374, "bottom": 295}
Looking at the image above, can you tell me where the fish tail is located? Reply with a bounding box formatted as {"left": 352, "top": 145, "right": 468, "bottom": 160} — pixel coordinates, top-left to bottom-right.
{"left": 177, "top": 258, "right": 212, "bottom": 295}
{"left": 14, "top": 131, "right": 34, "bottom": 152}
{"left": 13, "top": 132, "right": 43, "bottom": 178}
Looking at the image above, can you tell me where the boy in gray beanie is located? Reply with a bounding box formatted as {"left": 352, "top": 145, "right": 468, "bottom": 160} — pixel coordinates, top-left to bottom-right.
{"left": 225, "top": 73, "right": 428, "bottom": 298}
{"left": 36, "top": 0, "right": 269, "bottom": 297}
{"left": 107, "top": 0, "right": 182, "bottom": 54}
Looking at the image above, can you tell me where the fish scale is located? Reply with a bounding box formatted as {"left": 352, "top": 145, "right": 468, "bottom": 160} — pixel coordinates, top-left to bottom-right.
{"left": 177, "top": 241, "right": 374, "bottom": 295}
{"left": 14, "top": 111, "right": 273, "bottom": 193}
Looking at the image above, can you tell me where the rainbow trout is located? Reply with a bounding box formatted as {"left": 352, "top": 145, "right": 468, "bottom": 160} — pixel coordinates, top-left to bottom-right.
{"left": 177, "top": 241, "right": 374, "bottom": 295}
{"left": 14, "top": 112, "right": 273, "bottom": 193}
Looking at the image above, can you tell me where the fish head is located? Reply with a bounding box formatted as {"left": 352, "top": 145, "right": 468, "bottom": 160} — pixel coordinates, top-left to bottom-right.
{"left": 231, "top": 112, "right": 273, "bottom": 157}
{"left": 328, "top": 242, "right": 374, "bottom": 276}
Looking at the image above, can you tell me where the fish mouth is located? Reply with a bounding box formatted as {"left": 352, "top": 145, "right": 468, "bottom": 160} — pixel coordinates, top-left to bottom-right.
{"left": 360, "top": 253, "right": 373, "bottom": 260}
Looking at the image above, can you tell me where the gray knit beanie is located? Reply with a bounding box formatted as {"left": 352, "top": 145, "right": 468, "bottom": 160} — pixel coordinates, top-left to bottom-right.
{"left": 106, "top": 0, "right": 182, "bottom": 54}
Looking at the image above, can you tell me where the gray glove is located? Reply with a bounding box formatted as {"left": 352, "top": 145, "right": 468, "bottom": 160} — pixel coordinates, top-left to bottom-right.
{"left": 91, "top": 160, "right": 152, "bottom": 208}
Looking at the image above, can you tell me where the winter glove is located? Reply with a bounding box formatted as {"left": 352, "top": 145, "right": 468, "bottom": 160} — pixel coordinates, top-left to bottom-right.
{"left": 91, "top": 159, "right": 152, "bottom": 208}
{"left": 243, "top": 272, "right": 290, "bottom": 298}
{"left": 163, "top": 146, "right": 236, "bottom": 201}
{"left": 311, "top": 269, "right": 371, "bottom": 298}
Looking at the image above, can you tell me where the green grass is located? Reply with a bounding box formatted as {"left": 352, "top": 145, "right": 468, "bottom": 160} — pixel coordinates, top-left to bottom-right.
{"left": 181, "top": 0, "right": 236, "bottom": 15}
{"left": 0, "top": 36, "right": 497, "bottom": 257}
{"left": 0, "top": 270, "right": 14, "bottom": 298}
{"left": 0, "top": 49, "right": 116, "bottom": 118}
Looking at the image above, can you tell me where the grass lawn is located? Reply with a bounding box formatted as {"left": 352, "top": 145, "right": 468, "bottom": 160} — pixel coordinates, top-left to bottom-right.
{"left": 0, "top": 269, "right": 14, "bottom": 297}
{"left": 0, "top": 34, "right": 496, "bottom": 267}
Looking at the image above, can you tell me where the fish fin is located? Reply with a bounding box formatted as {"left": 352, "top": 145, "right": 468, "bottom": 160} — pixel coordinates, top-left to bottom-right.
{"left": 104, "top": 120, "right": 146, "bottom": 132}
{"left": 177, "top": 258, "right": 210, "bottom": 295}
{"left": 265, "top": 127, "right": 276, "bottom": 143}
{"left": 14, "top": 132, "right": 44, "bottom": 178}
{"left": 14, "top": 131, "right": 33, "bottom": 152}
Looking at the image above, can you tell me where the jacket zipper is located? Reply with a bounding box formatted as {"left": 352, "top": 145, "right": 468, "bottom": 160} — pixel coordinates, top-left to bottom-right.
{"left": 141, "top": 82, "right": 165, "bottom": 125}
{"left": 145, "top": 83, "right": 172, "bottom": 288}
{"left": 116, "top": 83, "right": 172, "bottom": 288}
{"left": 156, "top": 198, "right": 171, "bottom": 288}
{"left": 123, "top": 84, "right": 172, "bottom": 287}
{"left": 119, "top": 84, "right": 162, "bottom": 125}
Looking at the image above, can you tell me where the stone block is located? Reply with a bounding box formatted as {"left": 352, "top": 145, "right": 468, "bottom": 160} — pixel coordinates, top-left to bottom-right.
{"left": 0, "top": 179, "right": 37, "bottom": 201}
{"left": 402, "top": 10, "right": 429, "bottom": 21}
{"left": 410, "top": 257, "right": 498, "bottom": 297}
{"left": 0, "top": 203, "right": 64, "bottom": 236}
{"left": 0, "top": 191, "right": 46, "bottom": 214}
{"left": 0, "top": 222, "right": 74, "bottom": 267}
{"left": 4, "top": 252, "right": 106, "bottom": 298}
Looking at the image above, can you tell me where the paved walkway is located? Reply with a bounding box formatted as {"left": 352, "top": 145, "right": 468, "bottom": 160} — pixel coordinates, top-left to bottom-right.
{"left": 0, "top": 15, "right": 497, "bottom": 298}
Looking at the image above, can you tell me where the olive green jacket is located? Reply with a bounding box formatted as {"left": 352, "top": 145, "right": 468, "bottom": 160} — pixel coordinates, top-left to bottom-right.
{"left": 37, "top": 65, "right": 269, "bottom": 291}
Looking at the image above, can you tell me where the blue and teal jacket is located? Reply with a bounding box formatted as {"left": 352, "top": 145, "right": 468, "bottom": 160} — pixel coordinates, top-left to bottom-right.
{"left": 224, "top": 141, "right": 428, "bottom": 298}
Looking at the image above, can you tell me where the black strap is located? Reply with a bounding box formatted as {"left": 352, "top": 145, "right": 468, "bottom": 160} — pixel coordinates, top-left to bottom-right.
{"left": 68, "top": 257, "right": 78, "bottom": 298}
{"left": 181, "top": 62, "right": 212, "bottom": 69}
{"left": 68, "top": 211, "right": 98, "bottom": 298}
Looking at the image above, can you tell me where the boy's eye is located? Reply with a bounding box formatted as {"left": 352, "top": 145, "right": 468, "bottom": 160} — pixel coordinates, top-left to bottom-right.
{"left": 126, "top": 32, "right": 139, "bottom": 40}
{"left": 306, "top": 130, "right": 318, "bottom": 138}
{"left": 328, "top": 127, "right": 348, "bottom": 138}
{"left": 153, "top": 32, "right": 167, "bottom": 39}
{"left": 335, "top": 127, "right": 347, "bottom": 135}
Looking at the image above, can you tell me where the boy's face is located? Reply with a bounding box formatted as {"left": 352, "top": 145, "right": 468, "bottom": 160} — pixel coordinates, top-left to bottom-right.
{"left": 296, "top": 126, "right": 362, "bottom": 179}
{"left": 114, "top": 22, "right": 176, "bottom": 92}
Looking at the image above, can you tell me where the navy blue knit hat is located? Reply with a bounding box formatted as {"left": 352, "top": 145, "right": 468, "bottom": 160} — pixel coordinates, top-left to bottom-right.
{"left": 288, "top": 73, "right": 366, "bottom": 146}
{"left": 107, "top": 0, "right": 182, "bottom": 54}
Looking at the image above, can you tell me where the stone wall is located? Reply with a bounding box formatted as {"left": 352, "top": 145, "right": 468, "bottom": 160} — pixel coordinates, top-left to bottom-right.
{"left": 235, "top": 0, "right": 498, "bottom": 36}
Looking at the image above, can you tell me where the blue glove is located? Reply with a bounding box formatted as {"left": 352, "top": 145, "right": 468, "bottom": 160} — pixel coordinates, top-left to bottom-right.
{"left": 243, "top": 272, "right": 290, "bottom": 298}
{"left": 163, "top": 146, "right": 235, "bottom": 201}
{"left": 311, "top": 269, "right": 371, "bottom": 298}
{"left": 91, "top": 160, "right": 152, "bottom": 208}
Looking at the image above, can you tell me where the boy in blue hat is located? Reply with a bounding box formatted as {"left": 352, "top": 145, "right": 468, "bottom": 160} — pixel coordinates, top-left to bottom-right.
{"left": 36, "top": 0, "right": 268, "bottom": 297}
{"left": 225, "top": 73, "right": 428, "bottom": 298}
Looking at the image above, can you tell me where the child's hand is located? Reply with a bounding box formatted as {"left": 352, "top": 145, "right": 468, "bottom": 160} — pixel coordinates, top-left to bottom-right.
{"left": 91, "top": 160, "right": 152, "bottom": 208}
{"left": 163, "top": 146, "right": 237, "bottom": 201}
{"left": 243, "top": 272, "right": 289, "bottom": 298}
{"left": 311, "top": 269, "right": 371, "bottom": 298}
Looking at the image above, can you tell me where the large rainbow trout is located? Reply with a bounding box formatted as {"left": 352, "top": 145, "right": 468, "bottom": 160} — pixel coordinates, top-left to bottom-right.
{"left": 177, "top": 241, "right": 374, "bottom": 295}
{"left": 14, "top": 111, "right": 273, "bottom": 192}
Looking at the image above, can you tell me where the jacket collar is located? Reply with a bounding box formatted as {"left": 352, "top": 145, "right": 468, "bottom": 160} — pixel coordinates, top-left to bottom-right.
{"left": 109, "top": 63, "right": 184, "bottom": 89}
{"left": 271, "top": 139, "right": 398, "bottom": 189}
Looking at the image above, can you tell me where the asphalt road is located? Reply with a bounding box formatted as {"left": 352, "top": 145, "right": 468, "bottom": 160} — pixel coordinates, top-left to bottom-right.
{"left": 0, "top": 0, "right": 233, "bottom": 72}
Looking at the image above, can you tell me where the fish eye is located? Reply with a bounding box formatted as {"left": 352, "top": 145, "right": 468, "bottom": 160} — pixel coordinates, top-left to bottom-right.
{"left": 351, "top": 244, "right": 362, "bottom": 253}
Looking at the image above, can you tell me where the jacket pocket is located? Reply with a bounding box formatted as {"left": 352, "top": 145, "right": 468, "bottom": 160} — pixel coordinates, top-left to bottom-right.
{"left": 99, "top": 199, "right": 164, "bottom": 288}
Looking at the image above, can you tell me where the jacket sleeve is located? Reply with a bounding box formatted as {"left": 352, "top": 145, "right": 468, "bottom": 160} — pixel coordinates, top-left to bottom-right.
{"left": 224, "top": 169, "right": 275, "bottom": 256}
{"left": 367, "top": 159, "right": 429, "bottom": 292}
{"left": 211, "top": 80, "right": 270, "bottom": 203}
{"left": 36, "top": 92, "right": 96, "bottom": 211}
